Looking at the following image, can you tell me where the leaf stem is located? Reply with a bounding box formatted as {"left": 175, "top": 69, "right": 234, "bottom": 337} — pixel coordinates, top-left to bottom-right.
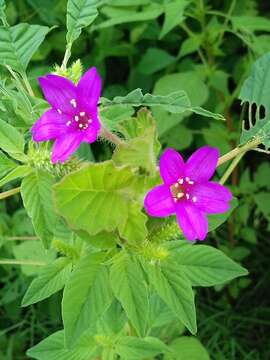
{"left": 0, "top": 187, "right": 21, "bottom": 200}
{"left": 0, "top": 259, "right": 46, "bottom": 266}
{"left": 219, "top": 152, "right": 244, "bottom": 185}
{"left": 61, "top": 43, "right": 72, "bottom": 70}
{"left": 99, "top": 127, "right": 124, "bottom": 146}
{"left": 22, "top": 72, "right": 35, "bottom": 97}
{"left": 6, "top": 236, "right": 39, "bottom": 241}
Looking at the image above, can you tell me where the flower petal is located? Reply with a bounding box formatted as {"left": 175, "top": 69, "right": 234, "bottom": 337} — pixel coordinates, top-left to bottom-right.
{"left": 190, "top": 182, "right": 232, "bottom": 214}
{"left": 176, "top": 201, "right": 208, "bottom": 241}
{"left": 38, "top": 75, "right": 77, "bottom": 114}
{"left": 144, "top": 184, "right": 175, "bottom": 217}
{"left": 31, "top": 109, "right": 70, "bottom": 141}
{"left": 77, "top": 67, "right": 101, "bottom": 113}
{"left": 51, "top": 133, "right": 83, "bottom": 163}
{"left": 185, "top": 146, "right": 219, "bottom": 182}
{"left": 159, "top": 148, "right": 185, "bottom": 185}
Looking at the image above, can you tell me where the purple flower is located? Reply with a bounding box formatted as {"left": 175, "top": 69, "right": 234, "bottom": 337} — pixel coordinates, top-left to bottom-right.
{"left": 31, "top": 67, "right": 101, "bottom": 163}
{"left": 144, "top": 146, "right": 232, "bottom": 241}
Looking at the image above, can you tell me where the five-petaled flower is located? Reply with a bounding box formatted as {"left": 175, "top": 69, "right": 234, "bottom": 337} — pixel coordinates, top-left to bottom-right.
{"left": 31, "top": 67, "right": 101, "bottom": 163}
{"left": 144, "top": 146, "right": 232, "bottom": 241}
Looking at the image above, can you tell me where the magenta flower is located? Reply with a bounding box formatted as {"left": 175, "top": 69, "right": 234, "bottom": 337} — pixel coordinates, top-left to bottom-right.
{"left": 31, "top": 67, "right": 101, "bottom": 163}
{"left": 144, "top": 146, "right": 232, "bottom": 241}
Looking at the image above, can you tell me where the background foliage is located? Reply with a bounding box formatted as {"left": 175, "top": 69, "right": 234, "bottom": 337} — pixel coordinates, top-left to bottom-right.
{"left": 0, "top": 0, "right": 270, "bottom": 359}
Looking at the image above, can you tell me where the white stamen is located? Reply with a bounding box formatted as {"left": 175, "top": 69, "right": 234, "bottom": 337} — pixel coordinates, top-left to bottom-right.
{"left": 70, "top": 99, "right": 77, "bottom": 108}
{"left": 175, "top": 183, "right": 179, "bottom": 188}
{"left": 185, "top": 177, "right": 190, "bottom": 182}
{"left": 79, "top": 123, "right": 83, "bottom": 128}
{"left": 186, "top": 193, "right": 190, "bottom": 200}
{"left": 74, "top": 115, "right": 79, "bottom": 122}
{"left": 57, "top": 109, "right": 62, "bottom": 114}
{"left": 178, "top": 178, "right": 184, "bottom": 184}
{"left": 66, "top": 120, "right": 71, "bottom": 126}
{"left": 177, "top": 193, "right": 184, "bottom": 199}
{"left": 188, "top": 180, "right": 194, "bottom": 185}
{"left": 80, "top": 112, "right": 85, "bottom": 116}
{"left": 192, "top": 196, "right": 197, "bottom": 203}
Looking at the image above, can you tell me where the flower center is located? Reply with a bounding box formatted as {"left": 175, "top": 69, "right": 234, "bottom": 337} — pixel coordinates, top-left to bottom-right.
{"left": 63, "top": 107, "right": 92, "bottom": 131}
{"left": 170, "top": 177, "right": 197, "bottom": 204}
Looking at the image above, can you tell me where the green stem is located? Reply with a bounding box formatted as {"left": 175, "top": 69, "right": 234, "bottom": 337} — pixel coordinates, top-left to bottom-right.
{"left": 219, "top": 152, "right": 244, "bottom": 185}
{"left": 0, "top": 187, "right": 20, "bottom": 200}
{"left": 61, "top": 43, "right": 72, "bottom": 70}
{"left": 99, "top": 127, "right": 124, "bottom": 146}
{"left": 217, "top": 137, "right": 261, "bottom": 166}
{"left": 22, "top": 72, "right": 35, "bottom": 97}
{"left": 0, "top": 259, "right": 46, "bottom": 266}
{"left": 6, "top": 236, "right": 38, "bottom": 241}
{"left": 217, "top": 0, "right": 237, "bottom": 45}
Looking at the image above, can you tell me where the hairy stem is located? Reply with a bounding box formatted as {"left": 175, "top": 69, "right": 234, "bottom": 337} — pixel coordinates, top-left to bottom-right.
{"left": 61, "top": 44, "right": 72, "bottom": 70}
{"left": 0, "top": 187, "right": 20, "bottom": 200}
{"left": 99, "top": 127, "right": 124, "bottom": 146}
{"left": 219, "top": 152, "right": 245, "bottom": 185}
{"left": 0, "top": 259, "right": 46, "bottom": 266}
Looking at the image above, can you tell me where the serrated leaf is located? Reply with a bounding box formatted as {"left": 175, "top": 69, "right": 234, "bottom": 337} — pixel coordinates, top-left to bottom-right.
{"left": 0, "top": 151, "right": 17, "bottom": 177}
{"left": 240, "top": 52, "right": 270, "bottom": 148}
{"left": 171, "top": 245, "right": 248, "bottom": 287}
{"left": 118, "top": 203, "right": 147, "bottom": 244}
{"left": 115, "top": 336, "right": 169, "bottom": 359}
{"left": 22, "top": 257, "right": 72, "bottom": 307}
{"left": 0, "top": 23, "right": 50, "bottom": 72}
{"left": 110, "top": 252, "right": 149, "bottom": 336}
{"left": 0, "top": 165, "right": 32, "bottom": 187}
{"left": 27, "top": 331, "right": 98, "bottom": 360}
{"left": 0, "top": 118, "right": 25, "bottom": 158}
{"left": 66, "top": 0, "right": 99, "bottom": 44}
{"left": 146, "top": 258, "right": 196, "bottom": 334}
{"left": 54, "top": 161, "right": 135, "bottom": 236}
{"left": 160, "top": 0, "right": 188, "bottom": 39}
{"left": 21, "top": 171, "right": 57, "bottom": 248}
{"left": 63, "top": 252, "right": 113, "bottom": 347}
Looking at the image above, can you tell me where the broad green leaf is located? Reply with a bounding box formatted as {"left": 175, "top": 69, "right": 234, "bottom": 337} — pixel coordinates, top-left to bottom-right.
{"left": 0, "top": 165, "right": 32, "bottom": 187}
{"left": 118, "top": 203, "right": 147, "bottom": 244}
{"left": 0, "top": 0, "right": 6, "bottom": 25}
{"left": 27, "top": 331, "right": 99, "bottom": 360}
{"left": 231, "top": 15, "right": 270, "bottom": 33}
{"left": 0, "top": 23, "right": 50, "bottom": 72}
{"left": 21, "top": 171, "right": 57, "bottom": 248}
{"left": 66, "top": 0, "right": 99, "bottom": 44}
{"left": 240, "top": 52, "right": 270, "bottom": 148}
{"left": 179, "top": 36, "right": 202, "bottom": 58}
{"left": 115, "top": 336, "right": 169, "bottom": 359}
{"left": 13, "top": 240, "right": 55, "bottom": 276}
{"left": 165, "top": 336, "right": 210, "bottom": 360}
{"left": 160, "top": 0, "right": 188, "bottom": 39}
{"left": 0, "top": 151, "right": 17, "bottom": 177}
{"left": 54, "top": 161, "right": 135, "bottom": 235}
{"left": 63, "top": 252, "right": 113, "bottom": 346}
{"left": 99, "top": 104, "right": 135, "bottom": 130}
{"left": 22, "top": 257, "right": 72, "bottom": 307}
{"left": 146, "top": 258, "right": 196, "bottom": 334}
{"left": 208, "top": 197, "right": 238, "bottom": 232}
{"left": 106, "top": 0, "right": 150, "bottom": 5}
{"left": 110, "top": 252, "right": 149, "bottom": 336}
{"left": 92, "top": 4, "right": 163, "bottom": 30}
{"left": 0, "top": 118, "right": 24, "bottom": 158}
{"left": 172, "top": 245, "right": 248, "bottom": 287}
{"left": 137, "top": 48, "right": 176, "bottom": 75}
{"left": 254, "top": 192, "right": 270, "bottom": 217}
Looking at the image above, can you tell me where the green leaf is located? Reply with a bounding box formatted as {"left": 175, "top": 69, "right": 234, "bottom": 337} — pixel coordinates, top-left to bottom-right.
{"left": 0, "top": 151, "right": 17, "bottom": 177}
{"left": 62, "top": 252, "right": 113, "bottom": 346}
{"left": 254, "top": 192, "right": 270, "bottom": 217}
{"left": 66, "top": 0, "right": 99, "bottom": 44}
{"left": 118, "top": 203, "right": 147, "bottom": 244}
{"left": 27, "top": 331, "right": 99, "bottom": 360}
{"left": 239, "top": 52, "right": 270, "bottom": 148}
{"left": 146, "top": 258, "right": 196, "bottom": 334}
{"left": 208, "top": 197, "right": 238, "bottom": 232}
{"left": 165, "top": 336, "right": 210, "bottom": 360}
{"left": 0, "top": 118, "right": 25, "bottom": 158}
{"left": 0, "top": 23, "right": 50, "bottom": 72}
{"left": 160, "top": 0, "right": 188, "bottom": 39}
{"left": 0, "top": 165, "right": 32, "bottom": 187}
{"left": 110, "top": 251, "right": 149, "bottom": 336}
{"left": 137, "top": 48, "right": 176, "bottom": 75}
{"left": 21, "top": 171, "right": 57, "bottom": 248}
{"left": 115, "top": 336, "right": 169, "bottom": 359}
{"left": 99, "top": 104, "right": 135, "bottom": 130}
{"left": 172, "top": 245, "right": 248, "bottom": 287}
{"left": 231, "top": 15, "right": 270, "bottom": 33}
{"left": 22, "top": 257, "right": 72, "bottom": 307}
{"left": 54, "top": 161, "right": 135, "bottom": 236}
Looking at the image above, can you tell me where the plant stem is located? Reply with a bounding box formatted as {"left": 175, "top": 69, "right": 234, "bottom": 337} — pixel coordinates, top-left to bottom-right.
{"left": 22, "top": 72, "right": 35, "bottom": 97}
{"left": 217, "top": 137, "right": 261, "bottom": 166}
{"left": 0, "top": 187, "right": 20, "bottom": 200}
{"left": 219, "top": 152, "right": 245, "bottom": 185}
{"left": 217, "top": 0, "right": 237, "bottom": 45}
{"left": 6, "top": 236, "right": 39, "bottom": 241}
{"left": 61, "top": 44, "right": 72, "bottom": 70}
{"left": 99, "top": 127, "right": 124, "bottom": 146}
{"left": 0, "top": 259, "right": 46, "bottom": 266}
